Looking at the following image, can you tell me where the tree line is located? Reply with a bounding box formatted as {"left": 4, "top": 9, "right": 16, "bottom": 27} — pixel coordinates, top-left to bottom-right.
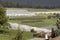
{"left": 0, "top": 0, "right": 60, "bottom": 9}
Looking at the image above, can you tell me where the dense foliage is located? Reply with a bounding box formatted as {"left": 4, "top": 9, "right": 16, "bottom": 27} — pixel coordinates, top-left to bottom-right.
{"left": 51, "top": 28, "right": 56, "bottom": 38}
{"left": 0, "top": 5, "right": 8, "bottom": 25}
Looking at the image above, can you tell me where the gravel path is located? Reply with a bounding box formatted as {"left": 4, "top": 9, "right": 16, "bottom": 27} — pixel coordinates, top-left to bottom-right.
{"left": 6, "top": 10, "right": 35, "bottom": 16}
{"left": 29, "top": 38, "right": 45, "bottom": 40}
{"left": 9, "top": 22, "right": 51, "bottom": 33}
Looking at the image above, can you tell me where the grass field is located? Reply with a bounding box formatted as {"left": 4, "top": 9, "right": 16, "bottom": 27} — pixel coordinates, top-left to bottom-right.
{"left": 7, "top": 8, "right": 60, "bottom": 12}
{"left": 9, "top": 14, "right": 57, "bottom": 27}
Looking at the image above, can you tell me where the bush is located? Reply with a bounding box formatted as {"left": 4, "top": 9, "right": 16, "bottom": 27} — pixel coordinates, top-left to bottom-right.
{"left": 56, "top": 14, "right": 60, "bottom": 18}
{"left": 0, "top": 28, "right": 9, "bottom": 34}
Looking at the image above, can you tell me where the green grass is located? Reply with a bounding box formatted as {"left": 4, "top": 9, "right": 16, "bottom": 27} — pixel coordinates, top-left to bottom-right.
{"left": 0, "top": 34, "right": 11, "bottom": 40}
{"left": 9, "top": 19, "right": 56, "bottom": 27}
{"left": 7, "top": 8, "right": 60, "bottom": 12}
{"left": 0, "top": 29, "right": 33, "bottom": 40}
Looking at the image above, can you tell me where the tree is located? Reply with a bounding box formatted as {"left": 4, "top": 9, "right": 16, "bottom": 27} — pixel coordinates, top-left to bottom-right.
{"left": 0, "top": 5, "right": 8, "bottom": 25}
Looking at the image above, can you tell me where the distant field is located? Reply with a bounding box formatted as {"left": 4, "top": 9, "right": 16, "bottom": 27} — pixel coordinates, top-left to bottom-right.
{"left": 7, "top": 8, "right": 60, "bottom": 12}
{"left": 9, "top": 14, "right": 57, "bottom": 27}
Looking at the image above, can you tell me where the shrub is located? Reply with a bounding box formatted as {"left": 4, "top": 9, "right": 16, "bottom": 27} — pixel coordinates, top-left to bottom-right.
{"left": 31, "top": 29, "right": 36, "bottom": 33}
{"left": 48, "top": 15, "right": 51, "bottom": 19}
{"left": 51, "top": 28, "right": 56, "bottom": 38}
